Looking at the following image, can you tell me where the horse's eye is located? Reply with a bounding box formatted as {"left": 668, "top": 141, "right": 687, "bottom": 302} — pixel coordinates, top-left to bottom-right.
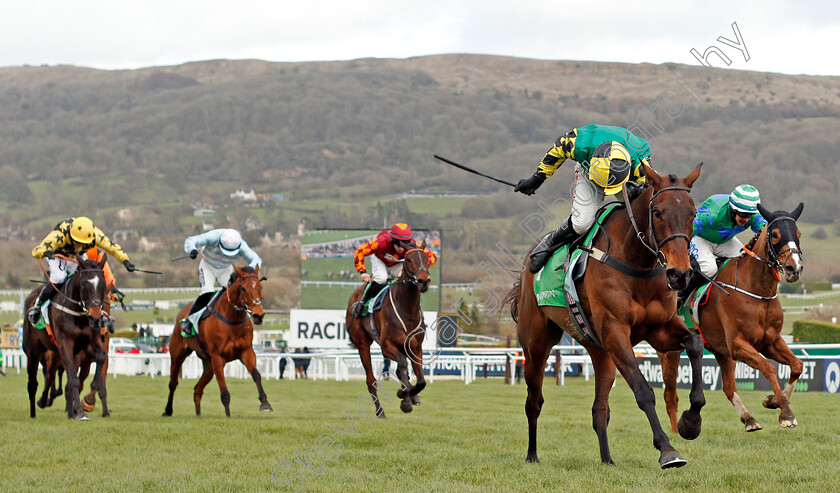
{"left": 653, "top": 209, "right": 662, "bottom": 219}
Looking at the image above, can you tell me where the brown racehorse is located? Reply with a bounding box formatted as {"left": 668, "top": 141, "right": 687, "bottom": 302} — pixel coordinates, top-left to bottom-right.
{"left": 163, "top": 265, "right": 273, "bottom": 417}
{"left": 23, "top": 256, "right": 109, "bottom": 420}
{"left": 660, "top": 203, "right": 804, "bottom": 432}
{"left": 506, "top": 164, "right": 707, "bottom": 469}
{"left": 346, "top": 241, "right": 430, "bottom": 418}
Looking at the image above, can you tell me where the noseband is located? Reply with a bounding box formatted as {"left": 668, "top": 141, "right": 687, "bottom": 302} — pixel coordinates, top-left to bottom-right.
{"left": 623, "top": 184, "right": 693, "bottom": 268}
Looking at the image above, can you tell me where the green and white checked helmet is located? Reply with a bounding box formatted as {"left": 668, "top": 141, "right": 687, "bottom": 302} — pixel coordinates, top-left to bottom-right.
{"left": 729, "top": 184, "right": 761, "bottom": 214}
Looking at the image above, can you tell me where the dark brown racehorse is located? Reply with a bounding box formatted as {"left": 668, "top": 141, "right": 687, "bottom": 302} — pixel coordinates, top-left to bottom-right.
{"left": 660, "top": 203, "right": 804, "bottom": 432}
{"left": 506, "top": 164, "right": 707, "bottom": 468}
{"left": 163, "top": 265, "right": 273, "bottom": 417}
{"left": 23, "top": 256, "right": 109, "bottom": 419}
{"left": 346, "top": 241, "right": 430, "bottom": 418}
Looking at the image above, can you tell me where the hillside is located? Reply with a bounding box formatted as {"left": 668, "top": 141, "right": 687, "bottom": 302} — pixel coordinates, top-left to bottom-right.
{"left": 1, "top": 54, "right": 839, "bottom": 293}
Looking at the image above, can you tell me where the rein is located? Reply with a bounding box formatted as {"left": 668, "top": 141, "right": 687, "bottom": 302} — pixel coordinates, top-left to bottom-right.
{"left": 398, "top": 248, "right": 429, "bottom": 286}
{"left": 209, "top": 273, "right": 263, "bottom": 326}
{"left": 622, "top": 183, "right": 692, "bottom": 268}
{"left": 387, "top": 247, "right": 427, "bottom": 334}
{"left": 38, "top": 255, "right": 105, "bottom": 317}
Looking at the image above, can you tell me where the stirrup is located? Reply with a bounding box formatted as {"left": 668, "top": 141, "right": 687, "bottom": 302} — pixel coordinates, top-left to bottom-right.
{"left": 28, "top": 307, "right": 41, "bottom": 325}
{"left": 352, "top": 301, "right": 365, "bottom": 319}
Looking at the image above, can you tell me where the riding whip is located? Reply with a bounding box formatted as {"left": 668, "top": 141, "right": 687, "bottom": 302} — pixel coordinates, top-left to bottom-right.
{"left": 170, "top": 254, "right": 191, "bottom": 262}
{"left": 433, "top": 155, "right": 517, "bottom": 188}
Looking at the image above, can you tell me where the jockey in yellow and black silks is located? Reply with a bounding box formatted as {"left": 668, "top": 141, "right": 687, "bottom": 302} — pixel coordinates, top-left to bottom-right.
{"left": 514, "top": 124, "right": 652, "bottom": 274}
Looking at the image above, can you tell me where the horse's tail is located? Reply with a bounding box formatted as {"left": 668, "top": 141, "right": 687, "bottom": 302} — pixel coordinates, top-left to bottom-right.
{"left": 503, "top": 277, "right": 522, "bottom": 325}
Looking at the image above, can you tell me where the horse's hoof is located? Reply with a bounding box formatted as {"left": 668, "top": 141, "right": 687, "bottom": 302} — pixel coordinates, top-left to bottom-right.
{"left": 75, "top": 413, "right": 90, "bottom": 421}
{"left": 37, "top": 398, "right": 48, "bottom": 409}
{"left": 410, "top": 398, "right": 421, "bottom": 406}
{"left": 603, "top": 459, "right": 616, "bottom": 466}
{"left": 102, "top": 411, "right": 111, "bottom": 418}
{"left": 260, "top": 404, "right": 274, "bottom": 412}
{"left": 659, "top": 450, "right": 686, "bottom": 469}
{"left": 525, "top": 454, "right": 540, "bottom": 463}
{"left": 677, "top": 411, "right": 702, "bottom": 440}
{"left": 762, "top": 394, "right": 780, "bottom": 409}
{"left": 82, "top": 398, "right": 95, "bottom": 413}
{"left": 396, "top": 389, "right": 406, "bottom": 399}
{"left": 377, "top": 412, "right": 387, "bottom": 419}
{"left": 780, "top": 417, "right": 798, "bottom": 428}
{"left": 744, "top": 417, "right": 763, "bottom": 432}
{"left": 400, "top": 401, "right": 413, "bottom": 413}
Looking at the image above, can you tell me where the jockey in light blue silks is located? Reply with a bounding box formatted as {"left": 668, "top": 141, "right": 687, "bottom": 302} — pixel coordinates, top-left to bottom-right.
{"left": 184, "top": 229, "right": 262, "bottom": 294}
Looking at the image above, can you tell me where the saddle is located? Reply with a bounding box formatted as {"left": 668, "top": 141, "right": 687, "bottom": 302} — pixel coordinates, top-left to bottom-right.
{"left": 180, "top": 289, "right": 224, "bottom": 338}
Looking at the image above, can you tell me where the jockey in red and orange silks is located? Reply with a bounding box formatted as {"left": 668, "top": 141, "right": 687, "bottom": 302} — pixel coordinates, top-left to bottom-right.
{"left": 351, "top": 223, "right": 437, "bottom": 318}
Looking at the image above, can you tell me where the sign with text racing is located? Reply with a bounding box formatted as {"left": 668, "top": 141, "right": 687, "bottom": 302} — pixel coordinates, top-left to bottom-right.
{"left": 289, "top": 309, "right": 439, "bottom": 350}
{"left": 636, "top": 356, "right": 831, "bottom": 393}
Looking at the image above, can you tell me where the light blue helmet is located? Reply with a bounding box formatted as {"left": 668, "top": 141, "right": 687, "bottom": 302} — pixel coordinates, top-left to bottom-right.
{"left": 219, "top": 230, "right": 242, "bottom": 257}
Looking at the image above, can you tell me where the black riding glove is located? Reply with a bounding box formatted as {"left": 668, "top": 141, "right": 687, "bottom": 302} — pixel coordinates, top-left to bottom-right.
{"left": 625, "top": 181, "right": 649, "bottom": 201}
{"left": 110, "top": 285, "right": 125, "bottom": 302}
{"left": 514, "top": 174, "right": 545, "bottom": 196}
{"left": 123, "top": 260, "right": 136, "bottom": 272}
{"left": 189, "top": 249, "right": 198, "bottom": 259}
{"left": 43, "top": 251, "right": 55, "bottom": 260}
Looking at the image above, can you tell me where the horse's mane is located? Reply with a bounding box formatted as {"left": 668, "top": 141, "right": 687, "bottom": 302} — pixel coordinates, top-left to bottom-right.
{"left": 744, "top": 230, "right": 761, "bottom": 251}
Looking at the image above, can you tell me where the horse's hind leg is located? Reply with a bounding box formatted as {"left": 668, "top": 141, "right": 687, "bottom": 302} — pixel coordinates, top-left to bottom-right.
{"left": 27, "top": 350, "right": 42, "bottom": 418}
{"left": 211, "top": 355, "right": 232, "bottom": 417}
{"left": 163, "top": 336, "right": 191, "bottom": 417}
{"left": 52, "top": 366, "right": 64, "bottom": 403}
{"left": 357, "top": 338, "right": 387, "bottom": 418}
{"left": 193, "top": 358, "right": 214, "bottom": 416}
{"left": 759, "top": 338, "right": 802, "bottom": 428}
{"left": 715, "top": 353, "right": 761, "bottom": 431}
{"left": 38, "top": 356, "right": 56, "bottom": 409}
{"left": 590, "top": 349, "right": 617, "bottom": 465}
{"left": 239, "top": 348, "right": 273, "bottom": 412}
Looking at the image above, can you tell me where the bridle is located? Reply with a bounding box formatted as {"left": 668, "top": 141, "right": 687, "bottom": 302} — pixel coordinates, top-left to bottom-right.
{"left": 39, "top": 256, "right": 105, "bottom": 319}
{"left": 227, "top": 273, "right": 264, "bottom": 315}
{"left": 397, "top": 248, "right": 429, "bottom": 287}
{"left": 623, "top": 183, "right": 693, "bottom": 268}
{"left": 744, "top": 216, "right": 803, "bottom": 276}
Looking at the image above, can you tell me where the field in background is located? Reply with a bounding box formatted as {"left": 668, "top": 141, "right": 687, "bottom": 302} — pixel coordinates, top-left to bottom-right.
{"left": 1, "top": 374, "right": 838, "bottom": 491}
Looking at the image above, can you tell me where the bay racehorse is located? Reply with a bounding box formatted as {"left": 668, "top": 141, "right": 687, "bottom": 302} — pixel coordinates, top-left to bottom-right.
{"left": 23, "top": 255, "right": 109, "bottom": 420}
{"left": 659, "top": 203, "right": 804, "bottom": 432}
{"left": 346, "top": 241, "right": 430, "bottom": 418}
{"left": 506, "top": 164, "right": 707, "bottom": 468}
{"left": 163, "top": 265, "right": 273, "bottom": 417}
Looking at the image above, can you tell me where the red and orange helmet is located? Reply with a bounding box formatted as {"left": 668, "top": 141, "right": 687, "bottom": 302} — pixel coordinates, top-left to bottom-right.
{"left": 390, "top": 223, "right": 412, "bottom": 242}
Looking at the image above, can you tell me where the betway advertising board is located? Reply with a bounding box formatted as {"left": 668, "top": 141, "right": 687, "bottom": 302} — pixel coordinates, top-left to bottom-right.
{"left": 637, "top": 356, "right": 840, "bottom": 393}
{"left": 289, "top": 309, "right": 440, "bottom": 351}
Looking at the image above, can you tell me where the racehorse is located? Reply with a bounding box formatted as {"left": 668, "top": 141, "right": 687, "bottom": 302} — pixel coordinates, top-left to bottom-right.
{"left": 659, "top": 203, "right": 804, "bottom": 432}
{"left": 346, "top": 241, "right": 430, "bottom": 418}
{"left": 23, "top": 255, "right": 109, "bottom": 420}
{"left": 506, "top": 164, "right": 707, "bottom": 468}
{"left": 163, "top": 265, "right": 273, "bottom": 417}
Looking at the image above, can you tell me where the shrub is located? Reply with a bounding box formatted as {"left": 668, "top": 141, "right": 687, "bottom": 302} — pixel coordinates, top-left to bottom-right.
{"left": 812, "top": 227, "right": 827, "bottom": 239}
{"left": 112, "top": 330, "right": 139, "bottom": 339}
{"left": 779, "top": 281, "right": 804, "bottom": 294}
{"left": 792, "top": 320, "right": 840, "bottom": 343}
{"left": 804, "top": 281, "right": 832, "bottom": 292}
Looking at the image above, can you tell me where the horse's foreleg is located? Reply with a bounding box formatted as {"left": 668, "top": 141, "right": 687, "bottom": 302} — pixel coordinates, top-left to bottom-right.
{"left": 240, "top": 348, "right": 273, "bottom": 412}
{"left": 607, "top": 332, "right": 684, "bottom": 469}
{"left": 715, "top": 353, "right": 761, "bottom": 431}
{"left": 79, "top": 357, "right": 96, "bottom": 413}
{"left": 193, "top": 358, "right": 214, "bottom": 416}
{"left": 590, "top": 349, "right": 616, "bottom": 465}
{"left": 677, "top": 333, "right": 706, "bottom": 440}
{"left": 759, "top": 338, "right": 802, "bottom": 427}
{"left": 57, "top": 338, "right": 85, "bottom": 420}
{"left": 730, "top": 337, "right": 795, "bottom": 428}
{"left": 90, "top": 345, "right": 109, "bottom": 417}
{"left": 211, "top": 355, "right": 231, "bottom": 417}
{"left": 405, "top": 326, "right": 426, "bottom": 399}
{"left": 392, "top": 353, "right": 414, "bottom": 414}
{"left": 658, "top": 350, "right": 680, "bottom": 434}
{"left": 27, "top": 350, "right": 42, "bottom": 418}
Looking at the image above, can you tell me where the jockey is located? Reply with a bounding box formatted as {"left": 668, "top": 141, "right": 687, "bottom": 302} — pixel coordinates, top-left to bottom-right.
{"left": 515, "top": 124, "right": 652, "bottom": 273}
{"left": 28, "top": 216, "right": 134, "bottom": 325}
{"left": 352, "top": 223, "right": 437, "bottom": 318}
{"left": 184, "top": 229, "right": 262, "bottom": 294}
{"left": 690, "top": 184, "right": 767, "bottom": 279}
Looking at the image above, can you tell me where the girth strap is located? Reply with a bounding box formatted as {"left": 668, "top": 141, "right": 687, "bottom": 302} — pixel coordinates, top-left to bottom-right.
{"left": 588, "top": 247, "right": 666, "bottom": 279}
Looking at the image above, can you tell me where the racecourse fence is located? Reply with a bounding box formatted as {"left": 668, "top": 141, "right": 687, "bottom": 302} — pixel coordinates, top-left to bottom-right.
{"left": 3, "top": 344, "right": 840, "bottom": 390}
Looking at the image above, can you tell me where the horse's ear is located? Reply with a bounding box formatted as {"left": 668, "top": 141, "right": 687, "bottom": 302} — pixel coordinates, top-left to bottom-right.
{"left": 684, "top": 162, "right": 703, "bottom": 188}
{"left": 419, "top": 239, "right": 426, "bottom": 250}
{"left": 757, "top": 203, "right": 774, "bottom": 222}
{"left": 253, "top": 265, "right": 260, "bottom": 277}
{"left": 643, "top": 163, "right": 661, "bottom": 187}
{"left": 790, "top": 202, "right": 804, "bottom": 221}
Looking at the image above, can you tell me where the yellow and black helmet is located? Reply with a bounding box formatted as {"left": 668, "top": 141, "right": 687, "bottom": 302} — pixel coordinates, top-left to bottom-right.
{"left": 588, "top": 141, "right": 632, "bottom": 195}
{"left": 70, "top": 216, "right": 96, "bottom": 244}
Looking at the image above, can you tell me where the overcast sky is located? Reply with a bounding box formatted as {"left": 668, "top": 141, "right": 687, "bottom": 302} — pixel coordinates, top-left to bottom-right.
{"left": 2, "top": 0, "right": 838, "bottom": 76}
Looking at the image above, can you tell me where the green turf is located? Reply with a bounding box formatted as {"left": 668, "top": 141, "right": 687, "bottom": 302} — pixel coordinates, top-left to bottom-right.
{"left": 1, "top": 372, "right": 838, "bottom": 491}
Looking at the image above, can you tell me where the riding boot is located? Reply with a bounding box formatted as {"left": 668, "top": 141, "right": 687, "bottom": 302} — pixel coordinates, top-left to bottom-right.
{"left": 529, "top": 217, "right": 579, "bottom": 274}
{"left": 678, "top": 255, "right": 706, "bottom": 310}
{"left": 28, "top": 282, "right": 59, "bottom": 325}
{"left": 353, "top": 282, "right": 384, "bottom": 318}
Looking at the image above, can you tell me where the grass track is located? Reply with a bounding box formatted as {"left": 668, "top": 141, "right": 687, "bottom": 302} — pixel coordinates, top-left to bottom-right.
{"left": 1, "top": 372, "right": 839, "bottom": 491}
